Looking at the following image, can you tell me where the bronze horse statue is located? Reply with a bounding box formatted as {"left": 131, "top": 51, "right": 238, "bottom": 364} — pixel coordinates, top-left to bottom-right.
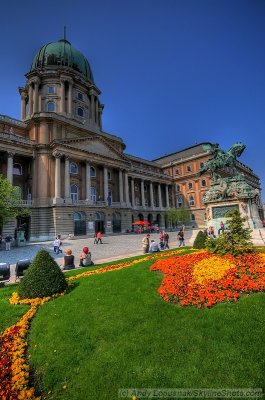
{"left": 199, "top": 143, "right": 246, "bottom": 179}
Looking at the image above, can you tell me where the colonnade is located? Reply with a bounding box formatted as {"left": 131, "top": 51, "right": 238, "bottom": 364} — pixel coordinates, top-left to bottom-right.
{"left": 53, "top": 153, "right": 172, "bottom": 209}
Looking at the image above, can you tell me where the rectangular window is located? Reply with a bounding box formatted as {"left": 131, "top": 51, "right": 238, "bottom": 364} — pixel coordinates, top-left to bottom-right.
{"left": 77, "top": 92, "right": 83, "bottom": 101}
{"left": 187, "top": 165, "right": 192, "bottom": 172}
{"left": 175, "top": 169, "right": 179, "bottom": 175}
{"left": 47, "top": 86, "right": 55, "bottom": 94}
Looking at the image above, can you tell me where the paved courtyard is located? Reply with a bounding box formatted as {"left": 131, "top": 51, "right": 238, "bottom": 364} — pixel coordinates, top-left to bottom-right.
{"left": 1, "top": 229, "right": 264, "bottom": 283}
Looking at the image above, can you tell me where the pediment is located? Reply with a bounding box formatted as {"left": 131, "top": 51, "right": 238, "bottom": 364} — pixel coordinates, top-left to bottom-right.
{"left": 58, "top": 136, "right": 126, "bottom": 161}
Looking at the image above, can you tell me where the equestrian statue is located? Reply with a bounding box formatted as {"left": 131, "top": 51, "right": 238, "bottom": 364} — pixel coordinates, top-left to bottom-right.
{"left": 199, "top": 142, "right": 246, "bottom": 180}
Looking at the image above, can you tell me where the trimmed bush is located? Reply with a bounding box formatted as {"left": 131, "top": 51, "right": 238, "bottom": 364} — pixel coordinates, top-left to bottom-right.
{"left": 193, "top": 230, "right": 207, "bottom": 249}
{"left": 18, "top": 249, "right": 68, "bottom": 299}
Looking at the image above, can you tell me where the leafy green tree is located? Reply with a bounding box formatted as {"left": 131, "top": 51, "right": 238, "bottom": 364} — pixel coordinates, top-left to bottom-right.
{"left": 206, "top": 209, "right": 253, "bottom": 256}
{"left": 18, "top": 249, "right": 68, "bottom": 299}
{"left": 0, "top": 175, "right": 30, "bottom": 230}
{"left": 165, "top": 207, "right": 191, "bottom": 228}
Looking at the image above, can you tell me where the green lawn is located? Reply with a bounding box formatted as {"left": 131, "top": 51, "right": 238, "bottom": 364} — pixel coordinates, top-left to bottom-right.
{"left": 24, "top": 257, "right": 265, "bottom": 400}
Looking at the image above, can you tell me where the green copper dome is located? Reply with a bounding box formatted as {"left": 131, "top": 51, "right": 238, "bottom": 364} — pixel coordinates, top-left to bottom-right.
{"left": 30, "top": 39, "right": 94, "bottom": 83}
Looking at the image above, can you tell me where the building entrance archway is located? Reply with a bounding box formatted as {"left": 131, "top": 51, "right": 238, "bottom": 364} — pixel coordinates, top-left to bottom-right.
{"left": 94, "top": 212, "right": 105, "bottom": 234}
{"left": 73, "top": 212, "right": 86, "bottom": 236}
{"left": 112, "top": 212, "right": 121, "bottom": 233}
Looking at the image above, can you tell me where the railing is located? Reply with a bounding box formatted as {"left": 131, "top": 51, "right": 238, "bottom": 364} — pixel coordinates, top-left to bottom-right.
{"left": 0, "top": 131, "right": 35, "bottom": 145}
{"left": 0, "top": 114, "right": 27, "bottom": 128}
{"left": 20, "top": 200, "right": 33, "bottom": 206}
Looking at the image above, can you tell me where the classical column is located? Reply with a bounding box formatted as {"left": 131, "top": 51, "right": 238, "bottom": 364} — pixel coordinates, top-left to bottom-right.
{"left": 104, "top": 166, "right": 108, "bottom": 202}
{"left": 95, "top": 99, "right": 98, "bottom": 124}
{"left": 33, "top": 79, "right": 40, "bottom": 113}
{"left": 158, "top": 184, "right": 162, "bottom": 208}
{"left": 28, "top": 84, "right": 33, "bottom": 116}
{"left": 90, "top": 94, "right": 95, "bottom": 121}
{"left": 7, "top": 152, "right": 14, "bottom": 184}
{"left": 119, "top": 169, "right": 124, "bottom": 203}
{"left": 131, "top": 178, "right": 135, "bottom": 208}
{"left": 124, "top": 171, "right": 129, "bottom": 206}
{"left": 68, "top": 79, "right": 73, "bottom": 115}
{"left": 54, "top": 153, "right": 61, "bottom": 199}
{"left": 64, "top": 156, "right": 70, "bottom": 201}
{"left": 86, "top": 162, "right": 91, "bottom": 202}
{"left": 150, "top": 182, "right": 154, "bottom": 209}
{"left": 165, "top": 184, "right": 169, "bottom": 208}
{"left": 141, "top": 180, "right": 145, "bottom": 207}
{"left": 60, "top": 79, "right": 66, "bottom": 113}
{"left": 21, "top": 92, "right": 27, "bottom": 120}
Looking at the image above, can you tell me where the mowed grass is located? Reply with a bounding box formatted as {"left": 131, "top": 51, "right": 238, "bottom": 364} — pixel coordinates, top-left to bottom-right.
{"left": 0, "top": 284, "right": 29, "bottom": 332}
{"left": 26, "top": 257, "right": 265, "bottom": 400}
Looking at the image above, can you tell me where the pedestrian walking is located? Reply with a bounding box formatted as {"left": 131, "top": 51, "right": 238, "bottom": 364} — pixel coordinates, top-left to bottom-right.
{"left": 142, "top": 233, "right": 150, "bottom": 254}
{"left": 53, "top": 236, "right": 62, "bottom": 254}
{"left": 163, "top": 232, "right": 170, "bottom": 250}
{"left": 93, "top": 233, "right": 98, "bottom": 244}
{"left": 97, "top": 231, "right": 103, "bottom": 244}
{"left": 5, "top": 234, "right": 12, "bottom": 251}
{"left": 177, "top": 230, "right": 185, "bottom": 247}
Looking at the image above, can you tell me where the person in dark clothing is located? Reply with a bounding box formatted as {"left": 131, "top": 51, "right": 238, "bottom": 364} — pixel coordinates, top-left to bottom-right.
{"left": 63, "top": 248, "right": 75, "bottom": 270}
{"left": 177, "top": 230, "right": 185, "bottom": 247}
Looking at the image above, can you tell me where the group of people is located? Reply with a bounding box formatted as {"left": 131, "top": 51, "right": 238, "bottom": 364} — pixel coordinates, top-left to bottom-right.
{"left": 62, "top": 246, "right": 94, "bottom": 270}
{"left": 204, "top": 221, "right": 225, "bottom": 239}
{"left": 142, "top": 230, "right": 170, "bottom": 254}
{"left": 53, "top": 234, "right": 99, "bottom": 270}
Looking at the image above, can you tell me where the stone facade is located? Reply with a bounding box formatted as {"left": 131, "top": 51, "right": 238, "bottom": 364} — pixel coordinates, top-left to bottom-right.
{"left": 0, "top": 39, "right": 174, "bottom": 240}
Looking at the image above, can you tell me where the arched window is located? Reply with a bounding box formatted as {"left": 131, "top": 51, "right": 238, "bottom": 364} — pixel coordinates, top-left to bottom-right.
{"left": 191, "top": 214, "right": 195, "bottom": 221}
{"left": 177, "top": 195, "right": 183, "bottom": 208}
{"left": 77, "top": 107, "right": 84, "bottom": 117}
{"left": 189, "top": 194, "right": 195, "bottom": 206}
{"left": 90, "top": 166, "right": 96, "bottom": 177}
{"left": 90, "top": 187, "right": 97, "bottom": 202}
{"left": 13, "top": 163, "right": 22, "bottom": 176}
{"left": 77, "top": 92, "right": 83, "bottom": 101}
{"left": 47, "top": 101, "right": 55, "bottom": 112}
{"left": 70, "top": 162, "right": 78, "bottom": 174}
{"left": 202, "top": 179, "right": 206, "bottom": 187}
{"left": 70, "top": 184, "right": 78, "bottom": 203}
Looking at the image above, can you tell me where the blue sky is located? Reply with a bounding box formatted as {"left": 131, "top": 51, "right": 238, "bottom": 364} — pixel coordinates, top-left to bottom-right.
{"left": 1, "top": 0, "right": 265, "bottom": 200}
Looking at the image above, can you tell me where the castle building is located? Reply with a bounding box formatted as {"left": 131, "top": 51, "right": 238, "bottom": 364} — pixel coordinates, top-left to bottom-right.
{"left": 0, "top": 38, "right": 174, "bottom": 241}
{"left": 0, "top": 38, "right": 262, "bottom": 240}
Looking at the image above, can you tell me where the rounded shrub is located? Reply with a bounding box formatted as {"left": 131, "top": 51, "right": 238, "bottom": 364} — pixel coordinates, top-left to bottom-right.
{"left": 193, "top": 230, "right": 207, "bottom": 249}
{"left": 18, "top": 249, "right": 68, "bottom": 299}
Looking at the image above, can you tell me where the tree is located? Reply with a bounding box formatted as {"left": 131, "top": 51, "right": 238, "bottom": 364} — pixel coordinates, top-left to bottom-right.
{"left": 0, "top": 175, "right": 30, "bottom": 230}
{"left": 165, "top": 207, "right": 191, "bottom": 228}
{"left": 206, "top": 208, "right": 253, "bottom": 256}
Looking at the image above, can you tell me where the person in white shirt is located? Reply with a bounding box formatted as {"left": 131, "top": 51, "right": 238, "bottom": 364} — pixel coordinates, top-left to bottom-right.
{"left": 149, "top": 239, "right": 160, "bottom": 253}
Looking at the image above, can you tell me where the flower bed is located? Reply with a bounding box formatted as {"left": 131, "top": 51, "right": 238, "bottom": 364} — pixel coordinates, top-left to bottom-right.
{"left": 150, "top": 252, "right": 265, "bottom": 308}
{"left": 0, "top": 248, "right": 191, "bottom": 399}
